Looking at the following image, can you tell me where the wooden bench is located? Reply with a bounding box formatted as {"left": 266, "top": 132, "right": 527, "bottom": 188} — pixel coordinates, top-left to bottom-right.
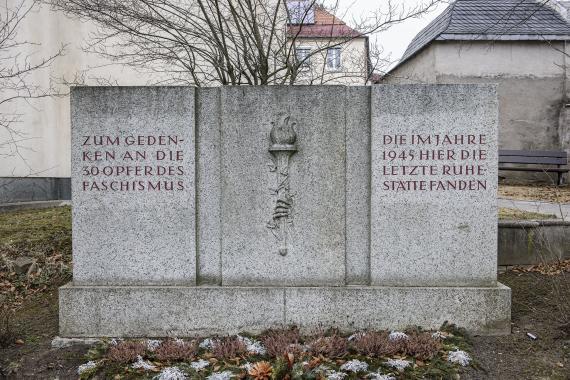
{"left": 499, "top": 150, "right": 569, "bottom": 185}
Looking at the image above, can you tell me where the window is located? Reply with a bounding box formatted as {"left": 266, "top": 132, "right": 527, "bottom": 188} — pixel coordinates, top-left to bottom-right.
{"left": 326, "top": 48, "right": 341, "bottom": 70}
{"left": 295, "top": 47, "right": 311, "bottom": 68}
{"left": 287, "top": 0, "right": 315, "bottom": 24}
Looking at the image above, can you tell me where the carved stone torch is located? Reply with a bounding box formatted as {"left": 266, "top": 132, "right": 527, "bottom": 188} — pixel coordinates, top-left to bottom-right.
{"left": 268, "top": 115, "right": 298, "bottom": 256}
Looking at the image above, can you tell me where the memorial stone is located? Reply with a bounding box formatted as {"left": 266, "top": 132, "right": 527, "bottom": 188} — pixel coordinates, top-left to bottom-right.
{"left": 60, "top": 85, "right": 511, "bottom": 338}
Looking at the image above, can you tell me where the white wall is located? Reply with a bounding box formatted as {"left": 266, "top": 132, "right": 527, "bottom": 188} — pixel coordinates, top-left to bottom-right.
{"left": 434, "top": 41, "right": 564, "bottom": 78}
{"left": 384, "top": 44, "right": 436, "bottom": 83}
{"left": 385, "top": 41, "right": 569, "bottom": 155}
{"left": 0, "top": 4, "right": 165, "bottom": 178}
{"left": 292, "top": 37, "right": 369, "bottom": 85}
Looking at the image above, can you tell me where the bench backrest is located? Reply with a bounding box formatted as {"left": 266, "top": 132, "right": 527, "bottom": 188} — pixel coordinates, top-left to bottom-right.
{"left": 499, "top": 150, "right": 568, "bottom": 166}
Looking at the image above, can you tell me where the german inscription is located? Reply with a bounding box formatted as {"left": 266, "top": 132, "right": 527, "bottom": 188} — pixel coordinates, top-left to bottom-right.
{"left": 80, "top": 134, "right": 186, "bottom": 192}
{"left": 380, "top": 133, "right": 489, "bottom": 192}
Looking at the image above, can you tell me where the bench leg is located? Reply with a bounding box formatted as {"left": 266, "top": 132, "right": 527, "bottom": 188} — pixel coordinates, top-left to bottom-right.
{"left": 558, "top": 172, "right": 564, "bottom": 186}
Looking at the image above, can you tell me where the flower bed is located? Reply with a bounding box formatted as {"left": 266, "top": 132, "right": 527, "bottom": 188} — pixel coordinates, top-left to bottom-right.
{"left": 78, "top": 324, "right": 473, "bottom": 379}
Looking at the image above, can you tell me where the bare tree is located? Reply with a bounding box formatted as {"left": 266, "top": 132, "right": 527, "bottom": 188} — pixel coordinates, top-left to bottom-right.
{"left": 48, "top": 0, "right": 442, "bottom": 86}
{"left": 0, "top": 0, "right": 64, "bottom": 174}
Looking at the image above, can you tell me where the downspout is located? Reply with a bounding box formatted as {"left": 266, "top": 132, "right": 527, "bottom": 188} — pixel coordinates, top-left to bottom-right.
{"left": 562, "top": 40, "right": 568, "bottom": 100}
{"left": 560, "top": 40, "right": 570, "bottom": 156}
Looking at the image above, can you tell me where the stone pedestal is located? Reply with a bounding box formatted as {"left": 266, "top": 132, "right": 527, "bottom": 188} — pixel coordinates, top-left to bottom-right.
{"left": 60, "top": 284, "right": 511, "bottom": 337}
{"left": 60, "top": 85, "right": 511, "bottom": 337}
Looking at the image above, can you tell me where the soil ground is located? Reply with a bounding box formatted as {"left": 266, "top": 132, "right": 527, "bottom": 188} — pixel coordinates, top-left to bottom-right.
{"left": 464, "top": 272, "right": 570, "bottom": 380}
{"left": 0, "top": 272, "right": 568, "bottom": 379}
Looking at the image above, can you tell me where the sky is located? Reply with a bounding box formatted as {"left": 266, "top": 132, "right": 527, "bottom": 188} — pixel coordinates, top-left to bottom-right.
{"left": 338, "top": 0, "right": 451, "bottom": 68}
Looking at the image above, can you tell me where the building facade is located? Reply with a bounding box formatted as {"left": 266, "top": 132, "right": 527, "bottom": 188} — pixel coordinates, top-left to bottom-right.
{"left": 383, "top": 0, "right": 570, "bottom": 183}
{"left": 287, "top": 5, "right": 370, "bottom": 85}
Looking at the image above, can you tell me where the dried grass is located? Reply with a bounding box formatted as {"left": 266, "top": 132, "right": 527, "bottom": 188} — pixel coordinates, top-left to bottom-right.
{"left": 0, "top": 308, "right": 15, "bottom": 348}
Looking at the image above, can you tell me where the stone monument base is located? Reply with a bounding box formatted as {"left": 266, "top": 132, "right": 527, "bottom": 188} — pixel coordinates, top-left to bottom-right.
{"left": 59, "top": 283, "right": 511, "bottom": 337}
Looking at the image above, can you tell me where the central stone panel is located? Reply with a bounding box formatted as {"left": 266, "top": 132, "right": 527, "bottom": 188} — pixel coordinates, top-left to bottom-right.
{"left": 220, "top": 87, "right": 346, "bottom": 286}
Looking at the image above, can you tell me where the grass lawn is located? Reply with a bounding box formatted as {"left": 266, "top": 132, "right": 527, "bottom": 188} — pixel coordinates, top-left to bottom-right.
{"left": 498, "top": 207, "right": 558, "bottom": 220}
{"left": 0, "top": 206, "right": 71, "bottom": 309}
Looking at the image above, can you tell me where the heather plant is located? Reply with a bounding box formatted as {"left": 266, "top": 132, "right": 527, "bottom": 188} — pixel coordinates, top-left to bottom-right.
{"left": 351, "top": 331, "right": 402, "bottom": 357}
{"left": 211, "top": 336, "right": 248, "bottom": 359}
{"left": 404, "top": 331, "right": 442, "bottom": 361}
{"left": 307, "top": 333, "right": 348, "bottom": 358}
{"left": 153, "top": 339, "right": 199, "bottom": 362}
{"left": 79, "top": 324, "right": 474, "bottom": 379}
{"left": 106, "top": 340, "right": 146, "bottom": 364}
{"left": 260, "top": 327, "right": 301, "bottom": 357}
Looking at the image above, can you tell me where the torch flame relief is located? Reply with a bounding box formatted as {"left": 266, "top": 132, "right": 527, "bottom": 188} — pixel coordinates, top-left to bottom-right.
{"left": 267, "top": 115, "right": 298, "bottom": 256}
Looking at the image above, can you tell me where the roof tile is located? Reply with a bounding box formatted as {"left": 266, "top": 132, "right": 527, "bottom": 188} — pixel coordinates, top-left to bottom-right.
{"left": 395, "top": 0, "right": 570, "bottom": 69}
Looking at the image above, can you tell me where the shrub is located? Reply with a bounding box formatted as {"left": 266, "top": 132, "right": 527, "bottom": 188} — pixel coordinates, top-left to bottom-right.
{"left": 308, "top": 334, "right": 348, "bottom": 358}
{"left": 211, "top": 336, "right": 248, "bottom": 359}
{"left": 154, "top": 339, "right": 199, "bottom": 362}
{"left": 351, "top": 331, "right": 402, "bottom": 357}
{"left": 404, "top": 332, "right": 442, "bottom": 361}
{"left": 260, "top": 327, "right": 301, "bottom": 357}
{"left": 106, "top": 341, "right": 146, "bottom": 363}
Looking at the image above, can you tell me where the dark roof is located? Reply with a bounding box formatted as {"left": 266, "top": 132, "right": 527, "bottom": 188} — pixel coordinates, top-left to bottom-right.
{"left": 393, "top": 0, "right": 570, "bottom": 70}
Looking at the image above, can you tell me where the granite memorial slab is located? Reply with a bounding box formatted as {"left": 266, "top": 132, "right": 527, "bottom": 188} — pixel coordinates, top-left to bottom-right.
{"left": 59, "top": 85, "right": 511, "bottom": 338}
{"left": 371, "top": 85, "right": 498, "bottom": 287}
{"left": 71, "top": 87, "right": 196, "bottom": 285}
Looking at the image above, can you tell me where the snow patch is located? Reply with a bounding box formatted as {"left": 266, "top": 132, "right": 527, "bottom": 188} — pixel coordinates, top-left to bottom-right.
{"left": 326, "top": 370, "right": 347, "bottom": 380}
{"left": 237, "top": 335, "right": 267, "bottom": 355}
{"left": 448, "top": 349, "right": 471, "bottom": 366}
{"left": 388, "top": 331, "right": 409, "bottom": 341}
{"left": 77, "top": 361, "right": 98, "bottom": 375}
{"left": 385, "top": 359, "right": 411, "bottom": 371}
{"left": 147, "top": 339, "right": 162, "bottom": 352}
{"left": 340, "top": 359, "right": 369, "bottom": 372}
{"left": 190, "top": 359, "right": 210, "bottom": 370}
{"left": 199, "top": 338, "right": 214, "bottom": 350}
{"left": 206, "top": 371, "right": 234, "bottom": 380}
{"left": 368, "top": 374, "right": 396, "bottom": 380}
{"left": 132, "top": 355, "right": 157, "bottom": 371}
{"left": 154, "top": 367, "right": 187, "bottom": 380}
